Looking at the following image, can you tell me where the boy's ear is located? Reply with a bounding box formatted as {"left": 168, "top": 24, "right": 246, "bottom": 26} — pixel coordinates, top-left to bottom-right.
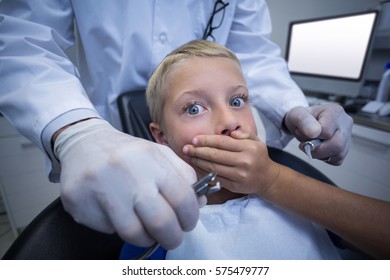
{"left": 149, "top": 123, "right": 169, "bottom": 145}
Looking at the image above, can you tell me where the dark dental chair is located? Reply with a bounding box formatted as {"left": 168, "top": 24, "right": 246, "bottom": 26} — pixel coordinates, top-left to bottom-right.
{"left": 2, "top": 196, "right": 123, "bottom": 259}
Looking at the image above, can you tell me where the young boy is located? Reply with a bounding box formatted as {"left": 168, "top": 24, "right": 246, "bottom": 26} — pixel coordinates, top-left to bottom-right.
{"left": 120, "top": 40, "right": 340, "bottom": 259}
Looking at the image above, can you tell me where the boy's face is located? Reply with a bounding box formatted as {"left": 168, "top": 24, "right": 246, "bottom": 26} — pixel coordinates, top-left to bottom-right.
{"left": 150, "top": 56, "right": 257, "bottom": 161}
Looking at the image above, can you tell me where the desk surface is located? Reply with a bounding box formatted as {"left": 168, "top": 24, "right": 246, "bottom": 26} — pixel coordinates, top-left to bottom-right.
{"left": 305, "top": 95, "right": 390, "bottom": 133}
{"left": 349, "top": 112, "right": 390, "bottom": 133}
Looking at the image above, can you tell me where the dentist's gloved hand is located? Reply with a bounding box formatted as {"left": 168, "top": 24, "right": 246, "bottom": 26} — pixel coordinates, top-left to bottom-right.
{"left": 284, "top": 104, "right": 353, "bottom": 165}
{"left": 53, "top": 118, "right": 199, "bottom": 249}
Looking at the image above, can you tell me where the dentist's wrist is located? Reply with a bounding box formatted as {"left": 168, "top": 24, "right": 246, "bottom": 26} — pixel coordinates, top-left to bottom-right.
{"left": 53, "top": 118, "right": 116, "bottom": 160}
{"left": 52, "top": 117, "right": 99, "bottom": 143}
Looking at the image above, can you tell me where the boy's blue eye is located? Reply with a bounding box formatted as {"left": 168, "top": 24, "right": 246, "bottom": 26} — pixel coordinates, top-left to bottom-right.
{"left": 186, "top": 104, "right": 204, "bottom": 115}
{"left": 230, "top": 97, "right": 245, "bottom": 107}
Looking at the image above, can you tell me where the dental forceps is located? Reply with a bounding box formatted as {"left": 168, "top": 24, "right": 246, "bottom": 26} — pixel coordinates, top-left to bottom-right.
{"left": 303, "top": 139, "right": 322, "bottom": 160}
{"left": 133, "top": 172, "right": 221, "bottom": 260}
{"left": 191, "top": 172, "right": 221, "bottom": 196}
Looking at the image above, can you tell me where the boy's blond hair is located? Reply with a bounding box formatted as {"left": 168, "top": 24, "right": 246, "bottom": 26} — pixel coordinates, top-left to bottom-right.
{"left": 146, "top": 39, "right": 241, "bottom": 128}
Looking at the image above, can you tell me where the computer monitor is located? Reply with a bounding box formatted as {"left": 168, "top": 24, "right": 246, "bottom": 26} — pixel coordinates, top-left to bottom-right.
{"left": 285, "top": 11, "right": 378, "bottom": 98}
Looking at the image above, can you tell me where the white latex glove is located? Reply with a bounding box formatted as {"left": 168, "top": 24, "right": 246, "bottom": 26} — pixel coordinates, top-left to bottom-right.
{"left": 284, "top": 104, "right": 353, "bottom": 165}
{"left": 54, "top": 119, "right": 199, "bottom": 249}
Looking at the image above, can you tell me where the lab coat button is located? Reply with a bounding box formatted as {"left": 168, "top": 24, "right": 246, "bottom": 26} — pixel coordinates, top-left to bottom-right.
{"left": 159, "top": 33, "right": 168, "bottom": 44}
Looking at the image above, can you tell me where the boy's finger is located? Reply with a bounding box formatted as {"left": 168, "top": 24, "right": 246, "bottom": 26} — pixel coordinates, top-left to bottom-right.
{"left": 192, "top": 134, "right": 245, "bottom": 152}
{"left": 184, "top": 145, "right": 238, "bottom": 165}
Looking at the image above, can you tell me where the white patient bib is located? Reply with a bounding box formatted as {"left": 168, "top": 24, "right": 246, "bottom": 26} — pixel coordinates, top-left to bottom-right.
{"left": 166, "top": 196, "right": 340, "bottom": 260}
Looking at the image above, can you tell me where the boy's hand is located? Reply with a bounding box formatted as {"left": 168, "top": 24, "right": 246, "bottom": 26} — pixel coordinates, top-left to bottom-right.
{"left": 182, "top": 125, "right": 279, "bottom": 196}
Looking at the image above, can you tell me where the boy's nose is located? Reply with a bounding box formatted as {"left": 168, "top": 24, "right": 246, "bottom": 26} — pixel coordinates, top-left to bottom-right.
{"left": 216, "top": 109, "right": 241, "bottom": 136}
{"left": 221, "top": 125, "right": 240, "bottom": 135}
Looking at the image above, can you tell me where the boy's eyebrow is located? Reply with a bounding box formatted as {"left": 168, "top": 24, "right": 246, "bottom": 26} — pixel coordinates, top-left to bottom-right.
{"left": 232, "top": 85, "right": 249, "bottom": 92}
{"left": 178, "top": 85, "right": 249, "bottom": 97}
{"left": 169, "top": 85, "right": 250, "bottom": 105}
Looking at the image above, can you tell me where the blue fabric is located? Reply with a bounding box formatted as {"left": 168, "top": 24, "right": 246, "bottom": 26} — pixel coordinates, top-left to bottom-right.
{"left": 119, "top": 243, "right": 167, "bottom": 260}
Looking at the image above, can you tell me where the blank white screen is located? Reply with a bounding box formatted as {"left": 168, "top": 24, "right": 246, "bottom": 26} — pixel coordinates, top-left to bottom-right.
{"left": 287, "top": 13, "right": 376, "bottom": 80}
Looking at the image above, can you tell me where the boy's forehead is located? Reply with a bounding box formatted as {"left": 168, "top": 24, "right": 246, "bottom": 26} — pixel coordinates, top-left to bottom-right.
{"left": 168, "top": 56, "right": 243, "bottom": 86}
{"left": 164, "top": 58, "right": 246, "bottom": 99}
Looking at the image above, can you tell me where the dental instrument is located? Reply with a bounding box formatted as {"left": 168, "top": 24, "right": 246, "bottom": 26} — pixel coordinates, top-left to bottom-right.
{"left": 303, "top": 139, "right": 322, "bottom": 160}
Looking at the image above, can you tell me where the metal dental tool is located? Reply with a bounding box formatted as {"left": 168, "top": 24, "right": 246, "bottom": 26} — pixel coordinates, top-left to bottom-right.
{"left": 133, "top": 172, "right": 221, "bottom": 260}
{"left": 191, "top": 172, "right": 221, "bottom": 196}
{"left": 303, "top": 139, "right": 322, "bottom": 160}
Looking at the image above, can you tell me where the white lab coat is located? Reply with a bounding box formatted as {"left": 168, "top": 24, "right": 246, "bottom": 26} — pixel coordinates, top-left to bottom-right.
{"left": 0, "top": 0, "right": 307, "bottom": 181}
